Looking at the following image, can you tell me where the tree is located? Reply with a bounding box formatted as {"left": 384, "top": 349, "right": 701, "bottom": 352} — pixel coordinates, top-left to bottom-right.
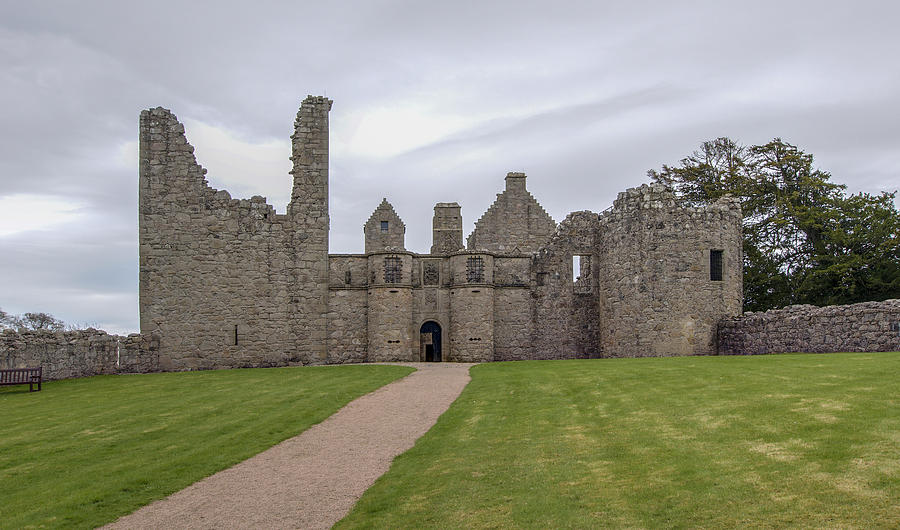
{"left": 650, "top": 138, "right": 900, "bottom": 311}
{"left": 17, "top": 312, "right": 66, "bottom": 331}
{"left": 0, "top": 307, "right": 12, "bottom": 329}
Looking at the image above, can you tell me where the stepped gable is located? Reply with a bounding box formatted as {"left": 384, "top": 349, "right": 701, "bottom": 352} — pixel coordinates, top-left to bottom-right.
{"left": 467, "top": 172, "right": 556, "bottom": 254}
{"left": 364, "top": 198, "right": 406, "bottom": 253}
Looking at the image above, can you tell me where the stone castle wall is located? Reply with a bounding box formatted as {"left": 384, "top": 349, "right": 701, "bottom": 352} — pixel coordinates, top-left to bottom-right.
{"left": 139, "top": 97, "right": 332, "bottom": 371}
{"left": 596, "top": 185, "right": 743, "bottom": 357}
{"left": 137, "top": 97, "right": 751, "bottom": 367}
{"left": 530, "top": 211, "right": 601, "bottom": 359}
{"left": 718, "top": 299, "right": 900, "bottom": 355}
{"left": 1, "top": 330, "right": 158, "bottom": 381}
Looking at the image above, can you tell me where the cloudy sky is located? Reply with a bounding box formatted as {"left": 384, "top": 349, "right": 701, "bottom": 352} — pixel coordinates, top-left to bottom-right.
{"left": 1, "top": 1, "right": 898, "bottom": 334}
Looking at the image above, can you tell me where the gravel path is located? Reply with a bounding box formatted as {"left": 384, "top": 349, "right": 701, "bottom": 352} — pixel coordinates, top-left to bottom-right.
{"left": 105, "top": 362, "right": 473, "bottom": 529}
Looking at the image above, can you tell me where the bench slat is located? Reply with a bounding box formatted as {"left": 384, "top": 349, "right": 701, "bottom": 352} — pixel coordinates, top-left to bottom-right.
{"left": 0, "top": 367, "right": 42, "bottom": 391}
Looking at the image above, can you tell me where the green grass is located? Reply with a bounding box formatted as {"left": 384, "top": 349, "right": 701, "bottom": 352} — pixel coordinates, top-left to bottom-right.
{"left": 0, "top": 364, "right": 413, "bottom": 529}
{"left": 338, "top": 354, "right": 900, "bottom": 529}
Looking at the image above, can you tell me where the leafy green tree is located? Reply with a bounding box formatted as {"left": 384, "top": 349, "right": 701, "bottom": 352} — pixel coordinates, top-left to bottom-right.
{"left": 650, "top": 138, "right": 900, "bottom": 311}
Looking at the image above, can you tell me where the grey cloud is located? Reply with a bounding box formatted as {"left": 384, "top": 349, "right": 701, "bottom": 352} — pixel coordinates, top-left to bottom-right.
{"left": 1, "top": 0, "right": 898, "bottom": 332}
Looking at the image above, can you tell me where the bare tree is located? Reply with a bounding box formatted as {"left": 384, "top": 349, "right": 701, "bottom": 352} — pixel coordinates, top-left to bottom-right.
{"left": 18, "top": 312, "right": 66, "bottom": 331}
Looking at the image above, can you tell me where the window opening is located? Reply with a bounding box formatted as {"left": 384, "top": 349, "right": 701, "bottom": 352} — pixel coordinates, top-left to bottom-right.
{"left": 380, "top": 221, "right": 389, "bottom": 233}
{"left": 710, "top": 250, "right": 723, "bottom": 281}
{"left": 466, "top": 256, "right": 484, "bottom": 283}
{"left": 573, "top": 255, "right": 592, "bottom": 293}
{"left": 233, "top": 325, "right": 239, "bottom": 346}
{"left": 345, "top": 270, "right": 352, "bottom": 285}
{"left": 384, "top": 256, "right": 402, "bottom": 283}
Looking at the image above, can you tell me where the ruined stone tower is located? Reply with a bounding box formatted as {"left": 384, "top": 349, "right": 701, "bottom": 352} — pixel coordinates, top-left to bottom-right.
{"left": 139, "top": 96, "right": 742, "bottom": 368}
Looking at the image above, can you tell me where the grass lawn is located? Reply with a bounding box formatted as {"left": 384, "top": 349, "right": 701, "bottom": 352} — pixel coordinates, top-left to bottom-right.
{"left": 338, "top": 353, "right": 900, "bottom": 528}
{"left": 0, "top": 364, "right": 413, "bottom": 529}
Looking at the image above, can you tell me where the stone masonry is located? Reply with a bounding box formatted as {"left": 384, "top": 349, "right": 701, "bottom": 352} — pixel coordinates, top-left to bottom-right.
{"left": 4, "top": 95, "right": 892, "bottom": 382}
{"left": 718, "top": 299, "right": 900, "bottom": 355}
{"left": 0, "top": 329, "right": 159, "bottom": 381}
{"left": 139, "top": 95, "right": 746, "bottom": 367}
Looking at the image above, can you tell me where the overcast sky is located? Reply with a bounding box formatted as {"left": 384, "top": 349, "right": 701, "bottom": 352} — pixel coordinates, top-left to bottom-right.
{"left": 1, "top": 1, "right": 898, "bottom": 334}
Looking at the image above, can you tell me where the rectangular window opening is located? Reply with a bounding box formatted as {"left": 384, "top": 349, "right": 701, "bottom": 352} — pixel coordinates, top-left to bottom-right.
{"left": 380, "top": 221, "right": 389, "bottom": 233}
{"left": 384, "top": 256, "right": 402, "bottom": 283}
{"left": 710, "top": 250, "right": 723, "bottom": 281}
{"left": 466, "top": 256, "right": 484, "bottom": 283}
{"left": 573, "top": 255, "right": 592, "bottom": 293}
{"left": 233, "top": 324, "right": 239, "bottom": 346}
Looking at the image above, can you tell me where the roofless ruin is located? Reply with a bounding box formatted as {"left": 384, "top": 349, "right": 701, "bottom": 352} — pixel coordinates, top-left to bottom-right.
{"left": 139, "top": 96, "right": 743, "bottom": 369}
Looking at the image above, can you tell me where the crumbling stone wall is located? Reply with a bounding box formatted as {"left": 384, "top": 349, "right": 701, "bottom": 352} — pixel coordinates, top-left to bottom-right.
{"left": 0, "top": 330, "right": 158, "bottom": 381}
{"left": 139, "top": 97, "right": 747, "bottom": 365}
{"left": 718, "top": 299, "right": 900, "bottom": 354}
{"left": 531, "top": 211, "right": 602, "bottom": 359}
{"left": 139, "top": 96, "right": 332, "bottom": 370}
{"left": 595, "top": 185, "right": 743, "bottom": 357}
{"left": 467, "top": 172, "right": 557, "bottom": 254}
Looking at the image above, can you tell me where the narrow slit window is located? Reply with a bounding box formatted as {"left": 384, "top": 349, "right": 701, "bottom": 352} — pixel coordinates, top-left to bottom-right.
{"left": 345, "top": 270, "right": 352, "bottom": 285}
{"left": 233, "top": 325, "right": 239, "bottom": 346}
{"left": 710, "top": 250, "right": 723, "bottom": 281}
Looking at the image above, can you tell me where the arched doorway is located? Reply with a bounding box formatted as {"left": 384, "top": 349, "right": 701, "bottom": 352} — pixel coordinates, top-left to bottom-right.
{"left": 420, "top": 321, "right": 442, "bottom": 362}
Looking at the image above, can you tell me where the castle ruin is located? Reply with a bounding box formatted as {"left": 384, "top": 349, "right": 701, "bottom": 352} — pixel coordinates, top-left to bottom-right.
{"left": 139, "top": 96, "right": 743, "bottom": 369}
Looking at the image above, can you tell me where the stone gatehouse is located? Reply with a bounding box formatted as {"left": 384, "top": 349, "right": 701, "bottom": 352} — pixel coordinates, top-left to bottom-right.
{"left": 139, "top": 96, "right": 743, "bottom": 369}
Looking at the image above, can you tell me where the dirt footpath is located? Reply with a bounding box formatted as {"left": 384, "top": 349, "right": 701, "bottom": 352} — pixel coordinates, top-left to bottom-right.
{"left": 105, "top": 362, "right": 473, "bottom": 529}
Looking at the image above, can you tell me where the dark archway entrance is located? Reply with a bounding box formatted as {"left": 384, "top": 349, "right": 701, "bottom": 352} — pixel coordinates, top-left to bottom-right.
{"left": 420, "top": 321, "right": 442, "bottom": 362}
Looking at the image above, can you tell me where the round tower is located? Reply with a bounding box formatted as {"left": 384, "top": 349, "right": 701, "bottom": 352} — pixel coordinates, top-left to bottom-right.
{"left": 448, "top": 252, "right": 495, "bottom": 362}
{"left": 366, "top": 251, "right": 415, "bottom": 361}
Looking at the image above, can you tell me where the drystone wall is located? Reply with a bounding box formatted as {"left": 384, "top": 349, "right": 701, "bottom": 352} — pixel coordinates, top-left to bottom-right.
{"left": 0, "top": 330, "right": 158, "bottom": 381}
{"left": 718, "top": 299, "right": 900, "bottom": 355}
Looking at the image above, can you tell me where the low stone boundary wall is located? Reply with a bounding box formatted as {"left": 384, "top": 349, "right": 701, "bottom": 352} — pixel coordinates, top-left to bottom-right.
{"left": 718, "top": 299, "right": 900, "bottom": 355}
{"left": 0, "top": 329, "right": 159, "bottom": 381}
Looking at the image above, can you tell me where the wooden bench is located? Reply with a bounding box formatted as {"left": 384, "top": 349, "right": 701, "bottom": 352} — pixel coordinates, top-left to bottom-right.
{"left": 0, "top": 367, "right": 43, "bottom": 392}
